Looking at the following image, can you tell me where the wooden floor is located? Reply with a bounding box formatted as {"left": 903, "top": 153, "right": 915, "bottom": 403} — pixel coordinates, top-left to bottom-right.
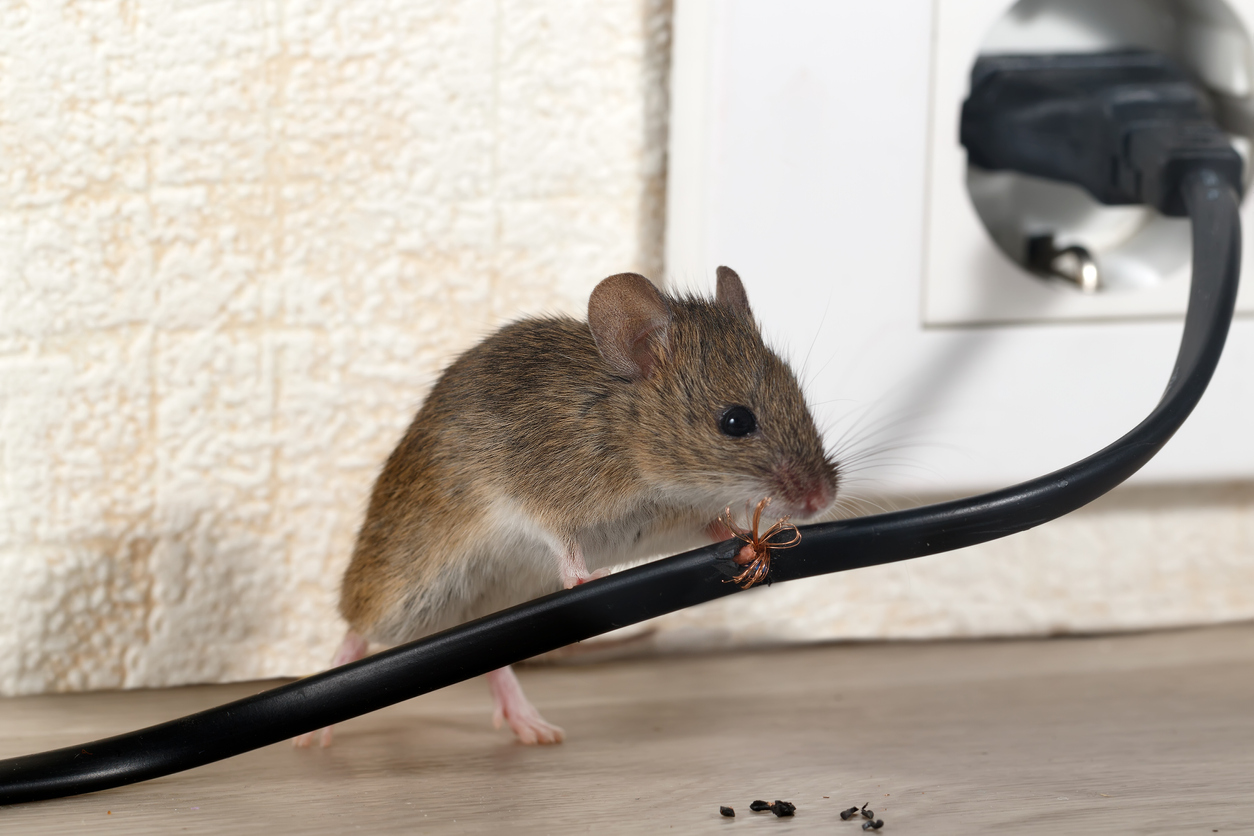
{"left": 1, "top": 624, "right": 1253, "bottom": 834}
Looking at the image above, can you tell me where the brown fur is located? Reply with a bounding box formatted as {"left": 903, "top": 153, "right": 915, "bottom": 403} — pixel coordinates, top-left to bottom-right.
{"left": 339, "top": 269, "right": 837, "bottom": 646}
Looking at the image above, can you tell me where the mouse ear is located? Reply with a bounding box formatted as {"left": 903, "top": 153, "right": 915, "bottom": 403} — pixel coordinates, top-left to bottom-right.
{"left": 588, "top": 273, "right": 672, "bottom": 380}
{"left": 715, "top": 266, "right": 752, "bottom": 316}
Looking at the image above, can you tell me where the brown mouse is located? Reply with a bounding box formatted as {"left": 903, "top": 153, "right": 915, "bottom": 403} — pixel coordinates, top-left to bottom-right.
{"left": 293, "top": 267, "right": 838, "bottom": 747}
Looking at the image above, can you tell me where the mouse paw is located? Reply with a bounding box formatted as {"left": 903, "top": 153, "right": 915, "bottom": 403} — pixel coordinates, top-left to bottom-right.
{"left": 487, "top": 665, "right": 565, "bottom": 745}
{"left": 557, "top": 542, "right": 610, "bottom": 589}
{"left": 571, "top": 567, "right": 610, "bottom": 586}
{"left": 291, "top": 631, "right": 368, "bottom": 751}
{"left": 494, "top": 703, "right": 566, "bottom": 745}
{"left": 292, "top": 726, "right": 334, "bottom": 748}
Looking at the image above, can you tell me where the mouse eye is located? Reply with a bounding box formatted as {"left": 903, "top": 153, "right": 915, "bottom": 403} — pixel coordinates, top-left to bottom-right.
{"left": 718, "top": 405, "right": 757, "bottom": 437}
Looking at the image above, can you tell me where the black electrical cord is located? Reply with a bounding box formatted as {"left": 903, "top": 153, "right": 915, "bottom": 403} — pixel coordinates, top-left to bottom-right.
{"left": 0, "top": 55, "right": 1244, "bottom": 806}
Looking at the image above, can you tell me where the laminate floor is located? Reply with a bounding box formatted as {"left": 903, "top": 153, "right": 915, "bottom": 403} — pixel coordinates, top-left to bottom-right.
{"left": 2, "top": 623, "right": 1253, "bottom": 834}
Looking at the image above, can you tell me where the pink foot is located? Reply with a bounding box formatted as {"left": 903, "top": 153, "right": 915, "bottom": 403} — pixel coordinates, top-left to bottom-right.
{"left": 567, "top": 567, "right": 610, "bottom": 588}
{"left": 486, "top": 666, "right": 564, "bottom": 745}
{"left": 557, "top": 541, "right": 610, "bottom": 589}
{"left": 293, "top": 631, "right": 369, "bottom": 748}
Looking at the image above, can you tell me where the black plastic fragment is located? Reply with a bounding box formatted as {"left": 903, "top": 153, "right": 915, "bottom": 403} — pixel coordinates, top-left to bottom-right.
{"left": 771, "top": 800, "right": 796, "bottom": 817}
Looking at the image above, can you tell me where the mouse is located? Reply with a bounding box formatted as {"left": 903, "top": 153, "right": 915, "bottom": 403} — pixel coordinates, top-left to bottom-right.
{"left": 293, "top": 267, "right": 838, "bottom": 747}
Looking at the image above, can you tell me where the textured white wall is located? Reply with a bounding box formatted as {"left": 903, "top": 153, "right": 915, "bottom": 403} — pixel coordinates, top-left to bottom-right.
{"left": 2, "top": 1, "right": 1252, "bottom": 698}
{"left": 0, "top": 0, "right": 670, "bottom": 695}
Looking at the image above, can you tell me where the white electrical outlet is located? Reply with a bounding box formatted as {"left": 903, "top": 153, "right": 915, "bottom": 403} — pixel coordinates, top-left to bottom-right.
{"left": 926, "top": 0, "right": 1254, "bottom": 326}
{"left": 667, "top": 0, "right": 1254, "bottom": 494}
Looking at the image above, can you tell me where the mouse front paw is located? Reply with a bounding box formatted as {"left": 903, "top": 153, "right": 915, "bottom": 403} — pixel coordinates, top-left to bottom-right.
{"left": 570, "top": 567, "right": 610, "bottom": 587}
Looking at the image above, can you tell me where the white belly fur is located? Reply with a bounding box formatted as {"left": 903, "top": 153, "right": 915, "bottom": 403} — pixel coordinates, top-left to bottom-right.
{"left": 376, "top": 494, "right": 725, "bottom": 644}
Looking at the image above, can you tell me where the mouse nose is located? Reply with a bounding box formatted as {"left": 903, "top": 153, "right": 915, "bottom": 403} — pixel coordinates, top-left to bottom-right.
{"left": 801, "top": 483, "right": 832, "bottom": 516}
{"left": 773, "top": 465, "right": 835, "bottom": 518}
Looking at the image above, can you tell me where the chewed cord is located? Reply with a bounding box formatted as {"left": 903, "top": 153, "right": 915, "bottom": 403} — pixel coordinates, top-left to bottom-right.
{"left": 0, "top": 170, "right": 1240, "bottom": 805}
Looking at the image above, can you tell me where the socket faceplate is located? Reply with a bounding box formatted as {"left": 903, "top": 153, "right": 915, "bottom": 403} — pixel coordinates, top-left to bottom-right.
{"left": 926, "top": 0, "right": 1254, "bottom": 325}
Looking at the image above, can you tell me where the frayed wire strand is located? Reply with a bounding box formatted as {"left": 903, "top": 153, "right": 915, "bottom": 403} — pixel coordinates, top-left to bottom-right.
{"left": 719, "top": 497, "right": 802, "bottom": 588}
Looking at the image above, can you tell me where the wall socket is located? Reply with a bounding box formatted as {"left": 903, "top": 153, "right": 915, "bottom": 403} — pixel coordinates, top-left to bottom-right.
{"left": 667, "top": 0, "right": 1254, "bottom": 493}
{"left": 926, "top": 0, "right": 1254, "bottom": 326}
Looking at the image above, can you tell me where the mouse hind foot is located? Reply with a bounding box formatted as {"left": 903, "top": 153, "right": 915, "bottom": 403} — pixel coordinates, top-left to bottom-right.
{"left": 292, "top": 630, "right": 370, "bottom": 748}
{"left": 487, "top": 665, "right": 564, "bottom": 745}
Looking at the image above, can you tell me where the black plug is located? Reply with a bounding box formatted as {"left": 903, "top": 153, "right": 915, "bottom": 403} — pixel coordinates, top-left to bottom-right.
{"left": 961, "top": 51, "right": 1243, "bottom": 216}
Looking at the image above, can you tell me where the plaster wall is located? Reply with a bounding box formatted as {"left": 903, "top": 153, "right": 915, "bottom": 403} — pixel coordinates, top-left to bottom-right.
{"left": 0, "top": 0, "right": 670, "bottom": 694}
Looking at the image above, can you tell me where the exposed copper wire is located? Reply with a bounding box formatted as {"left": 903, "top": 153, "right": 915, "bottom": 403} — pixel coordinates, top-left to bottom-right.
{"left": 718, "top": 497, "right": 802, "bottom": 588}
